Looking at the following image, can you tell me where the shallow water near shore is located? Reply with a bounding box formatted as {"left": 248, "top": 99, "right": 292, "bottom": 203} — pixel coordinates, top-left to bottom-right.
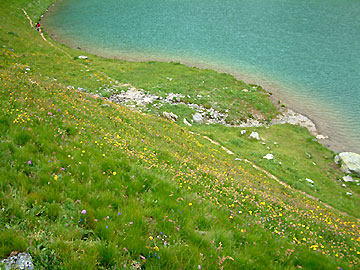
{"left": 43, "top": 0, "right": 360, "bottom": 153}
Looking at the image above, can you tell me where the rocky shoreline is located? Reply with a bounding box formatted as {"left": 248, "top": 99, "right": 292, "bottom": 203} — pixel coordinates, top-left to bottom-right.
{"left": 103, "top": 87, "right": 328, "bottom": 139}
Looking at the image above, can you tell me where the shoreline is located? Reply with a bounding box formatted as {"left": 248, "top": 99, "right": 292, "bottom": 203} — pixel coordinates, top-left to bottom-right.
{"left": 40, "top": 1, "right": 357, "bottom": 154}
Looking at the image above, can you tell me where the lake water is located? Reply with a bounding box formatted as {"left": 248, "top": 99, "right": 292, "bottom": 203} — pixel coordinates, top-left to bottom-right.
{"left": 43, "top": 0, "right": 360, "bottom": 153}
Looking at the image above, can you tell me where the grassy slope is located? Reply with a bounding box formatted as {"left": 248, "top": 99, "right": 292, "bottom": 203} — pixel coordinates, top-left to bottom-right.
{"left": 0, "top": 0, "right": 359, "bottom": 269}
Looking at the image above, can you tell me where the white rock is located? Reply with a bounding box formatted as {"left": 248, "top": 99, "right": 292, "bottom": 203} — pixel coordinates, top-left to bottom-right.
{"left": 316, "top": 134, "right": 328, "bottom": 140}
{"left": 78, "top": 55, "right": 88, "bottom": 59}
{"left": 346, "top": 192, "right": 352, "bottom": 196}
{"left": 342, "top": 175, "right": 354, "bottom": 182}
{"left": 183, "top": 118, "right": 192, "bottom": 126}
{"left": 240, "top": 130, "right": 247, "bottom": 135}
{"left": 249, "top": 132, "right": 260, "bottom": 140}
{"left": 263, "top": 154, "right": 274, "bottom": 160}
{"left": 335, "top": 152, "right": 360, "bottom": 176}
{"left": 163, "top": 111, "right": 178, "bottom": 122}
{"left": 193, "top": 113, "right": 204, "bottom": 124}
{"left": 305, "top": 178, "right": 314, "bottom": 184}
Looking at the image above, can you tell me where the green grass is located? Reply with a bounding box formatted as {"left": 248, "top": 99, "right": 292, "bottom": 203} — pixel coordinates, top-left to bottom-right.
{"left": 0, "top": 0, "right": 359, "bottom": 269}
{"left": 196, "top": 124, "right": 360, "bottom": 218}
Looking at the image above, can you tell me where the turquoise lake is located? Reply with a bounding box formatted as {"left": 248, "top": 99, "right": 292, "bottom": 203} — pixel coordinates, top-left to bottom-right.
{"left": 43, "top": 0, "right": 360, "bottom": 153}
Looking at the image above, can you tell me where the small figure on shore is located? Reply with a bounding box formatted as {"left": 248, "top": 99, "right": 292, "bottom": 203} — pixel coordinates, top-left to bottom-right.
{"left": 36, "top": 22, "right": 41, "bottom": 31}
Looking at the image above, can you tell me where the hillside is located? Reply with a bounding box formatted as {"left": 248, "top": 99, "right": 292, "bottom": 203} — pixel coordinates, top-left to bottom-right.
{"left": 0, "top": 0, "right": 359, "bottom": 269}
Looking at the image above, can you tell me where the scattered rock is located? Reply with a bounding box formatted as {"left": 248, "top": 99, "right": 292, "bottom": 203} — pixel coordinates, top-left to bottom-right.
{"left": 1, "top": 253, "right": 34, "bottom": 270}
{"left": 249, "top": 132, "right": 260, "bottom": 141}
{"left": 238, "top": 119, "right": 263, "bottom": 128}
{"left": 305, "top": 178, "right": 314, "bottom": 184}
{"left": 346, "top": 192, "right": 352, "bottom": 196}
{"left": 107, "top": 88, "right": 159, "bottom": 107}
{"left": 193, "top": 113, "right": 204, "bottom": 124}
{"left": 334, "top": 152, "right": 360, "bottom": 176}
{"left": 240, "top": 130, "right": 246, "bottom": 135}
{"left": 342, "top": 175, "right": 354, "bottom": 183}
{"left": 271, "top": 108, "right": 317, "bottom": 135}
{"left": 78, "top": 55, "right": 88, "bottom": 59}
{"left": 163, "top": 111, "right": 178, "bottom": 122}
{"left": 183, "top": 118, "right": 192, "bottom": 127}
{"left": 263, "top": 154, "right": 274, "bottom": 160}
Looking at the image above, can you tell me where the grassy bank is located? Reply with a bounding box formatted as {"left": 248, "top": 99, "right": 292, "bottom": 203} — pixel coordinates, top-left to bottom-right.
{"left": 0, "top": 0, "right": 359, "bottom": 269}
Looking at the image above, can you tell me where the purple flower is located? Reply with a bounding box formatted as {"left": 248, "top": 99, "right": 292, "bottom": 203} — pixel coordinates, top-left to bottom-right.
{"left": 81, "top": 210, "right": 86, "bottom": 214}
{"left": 117, "top": 212, "right": 121, "bottom": 215}
{"left": 106, "top": 225, "right": 109, "bottom": 228}
{"left": 27, "top": 161, "right": 32, "bottom": 165}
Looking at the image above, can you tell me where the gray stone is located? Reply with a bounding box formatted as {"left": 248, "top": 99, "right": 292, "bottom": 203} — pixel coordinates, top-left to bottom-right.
{"left": 193, "top": 113, "right": 204, "bottom": 124}
{"left": 162, "top": 111, "right": 178, "bottom": 122}
{"left": 316, "top": 134, "right": 328, "bottom": 140}
{"left": 249, "top": 132, "right": 260, "bottom": 141}
{"left": 335, "top": 152, "right": 360, "bottom": 176}
{"left": 270, "top": 108, "right": 317, "bottom": 135}
{"left": 1, "top": 253, "right": 34, "bottom": 270}
{"left": 183, "top": 118, "right": 192, "bottom": 127}
{"left": 343, "top": 175, "right": 354, "bottom": 183}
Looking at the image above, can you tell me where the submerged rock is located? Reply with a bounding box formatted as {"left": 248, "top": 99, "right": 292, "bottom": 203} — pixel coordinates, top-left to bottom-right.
{"left": 335, "top": 152, "right": 360, "bottom": 176}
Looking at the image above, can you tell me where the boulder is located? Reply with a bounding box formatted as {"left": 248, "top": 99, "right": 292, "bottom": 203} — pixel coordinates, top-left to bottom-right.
{"left": 249, "top": 132, "right": 260, "bottom": 140}
{"left": 334, "top": 152, "right": 360, "bottom": 176}
{"left": 1, "top": 253, "right": 34, "bottom": 270}
{"left": 193, "top": 113, "right": 204, "bottom": 124}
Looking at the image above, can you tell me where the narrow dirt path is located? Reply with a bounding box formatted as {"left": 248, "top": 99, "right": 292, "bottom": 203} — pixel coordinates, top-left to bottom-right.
{"left": 192, "top": 131, "right": 358, "bottom": 220}
{"left": 22, "top": 9, "right": 133, "bottom": 89}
